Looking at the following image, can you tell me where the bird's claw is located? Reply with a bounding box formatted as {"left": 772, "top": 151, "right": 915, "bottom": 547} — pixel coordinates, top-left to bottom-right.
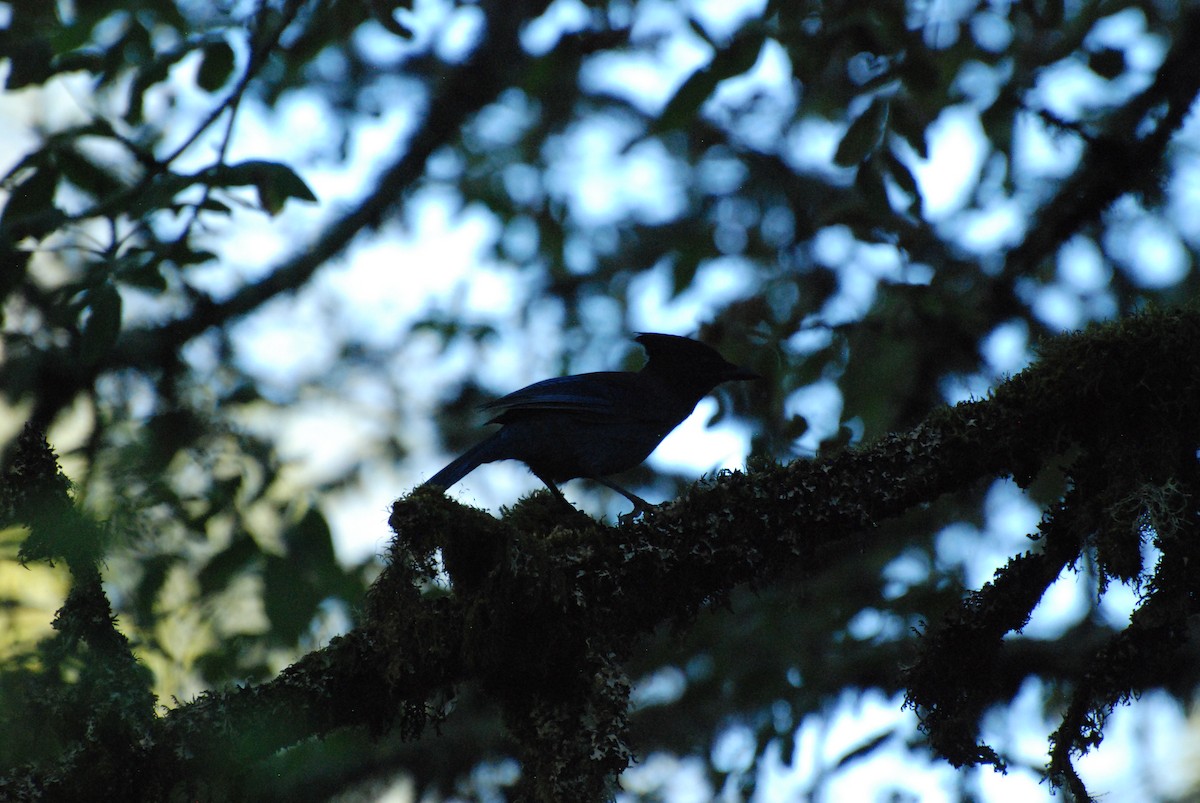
{"left": 617, "top": 503, "right": 648, "bottom": 526}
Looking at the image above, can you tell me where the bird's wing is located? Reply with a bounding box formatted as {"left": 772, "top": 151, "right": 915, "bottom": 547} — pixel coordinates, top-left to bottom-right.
{"left": 482, "top": 372, "right": 650, "bottom": 423}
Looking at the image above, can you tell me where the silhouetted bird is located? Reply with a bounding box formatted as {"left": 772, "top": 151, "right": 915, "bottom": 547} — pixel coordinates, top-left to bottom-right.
{"left": 423, "top": 333, "right": 757, "bottom": 515}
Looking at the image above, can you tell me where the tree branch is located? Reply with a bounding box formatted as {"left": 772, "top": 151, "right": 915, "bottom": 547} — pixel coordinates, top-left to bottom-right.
{"left": 1004, "top": 6, "right": 1200, "bottom": 277}
{"left": 8, "top": 308, "right": 1199, "bottom": 799}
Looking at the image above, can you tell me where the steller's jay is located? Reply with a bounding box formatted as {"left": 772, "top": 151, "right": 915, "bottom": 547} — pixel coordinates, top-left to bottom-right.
{"left": 423, "top": 333, "right": 758, "bottom": 515}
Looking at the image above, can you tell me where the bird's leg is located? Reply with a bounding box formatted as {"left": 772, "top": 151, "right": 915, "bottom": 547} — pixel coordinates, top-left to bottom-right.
{"left": 532, "top": 470, "right": 574, "bottom": 506}
{"left": 592, "top": 478, "right": 653, "bottom": 524}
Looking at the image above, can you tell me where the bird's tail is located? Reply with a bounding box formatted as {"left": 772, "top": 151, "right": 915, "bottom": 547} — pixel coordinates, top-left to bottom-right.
{"left": 422, "top": 435, "right": 503, "bottom": 490}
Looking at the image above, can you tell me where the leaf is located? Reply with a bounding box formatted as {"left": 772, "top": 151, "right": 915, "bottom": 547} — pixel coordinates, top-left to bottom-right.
{"left": 255, "top": 173, "right": 315, "bottom": 216}
{"left": 125, "top": 45, "right": 180, "bottom": 124}
{"left": 367, "top": 0, "right": 415, "bottom": 38}
{"left": 834, "top": 730, "right": 894, "bottom": 769}
{"left": 223, "top": 382, "right": 263, "bottom": 405}
{"left": 1030, "top": 0, "right": 1064, "bottom": 26}
{"left": 113, "top": 250, "right": 168, "bottom": 292}
{"left": 1, "top": 1, "right": 60, "bottom": 88}
{"left": 197, "top": 197, "right": 232, "bottom": 214}
{"left": 126, "top": 172, "right": 198, "bottom": 218}
{"left": 131, "top": 554, "right": 176, "bottom": 628}
{"left": 0, "top": 35, "right": 55, "bottom": 89}
{"left": 1088, "top": 48, "right": 1125, "bottom": 81}
{"left": 0, "top": 250, "right": 32, "bottom": 308}
{"left": 140, "top": 409, "right": 204, "bottom": 474}
{"left": 785, "top": 413, "right": 809, "bottom": 441}
{"left": 264, "top": 507, "right": 344, "bottom": 644}
{"left": 671, "top": 247, "right": 704, "bottom": 297}
{"left": 163, "top": 244, "right": 218, "bottom": 266}
{"left": 101, "top": 18, "right": 152, "bottom": 90}
{"left": 155, "top": 239, "right": 218, "bottom": 270}
{"left": 851, "top": 157, "right": 890, "bottom": 226}
{"left": 79, "top": 281, "right": 123, "bottom": 366}
{"left": 263, "top": 557, "right": 320, "bottom": 644}
{"left": 0, "top": 166, "right": 64, "bottom": 241}
{"left": 834, "top": 96, "right": 889, "bottom": 168}
{"left": 284, "top": 507, "right": 337, "bottom": 569}
{"left": 197, "top": 39, "right": 236, "bottom": 92}
{"left": 883, "top": 146, "right": 922, "bottom": 216}
{"left": 198, "top": 534, "right": 263, "bottom": 596}
{"left": 208, "top": 160, "right": 318, "bottom": 215}
{"left": 648, "top": 25, "right": 766, "bottom": 140}
{"left": 888, "top": 101, "right": 929, "bottom": 160}
{"left": 56, "top": 145, "right": 127, "bottom": 200}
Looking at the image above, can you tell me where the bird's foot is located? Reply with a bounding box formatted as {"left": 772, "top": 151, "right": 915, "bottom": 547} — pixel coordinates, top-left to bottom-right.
{"left": 590, "top": 478, "right": 652, "bottom": 525}
{"left": 617, "top": 503, "right": 648, "bottom": 526}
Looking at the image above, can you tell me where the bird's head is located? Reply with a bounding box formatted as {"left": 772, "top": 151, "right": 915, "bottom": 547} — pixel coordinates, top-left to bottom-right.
{"left": 635, "top": 333, "right": 759, "bottom": 393}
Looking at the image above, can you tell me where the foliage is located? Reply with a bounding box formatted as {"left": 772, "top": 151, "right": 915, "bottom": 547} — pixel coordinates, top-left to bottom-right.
{"left": 1, "top": 0, "right": 1199, "bottom": 801}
